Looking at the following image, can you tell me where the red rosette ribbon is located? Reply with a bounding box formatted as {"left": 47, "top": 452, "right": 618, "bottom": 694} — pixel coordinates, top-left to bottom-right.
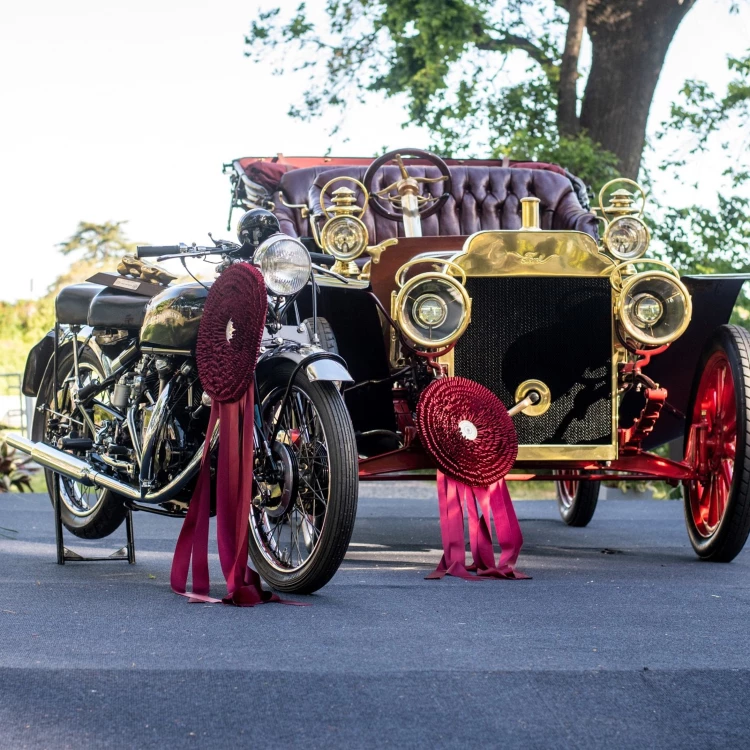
{"left": 416, "top": 377, "right": 529, "bottom": 581}
{"left": 171, "top": 263, "right": 288, "bottom": 607}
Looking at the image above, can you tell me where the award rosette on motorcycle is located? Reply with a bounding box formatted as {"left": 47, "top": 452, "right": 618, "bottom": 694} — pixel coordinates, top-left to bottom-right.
{"left": 416, "top": 377, "right": 529, "bottom": 580}
{"left": 171, "top": 262, "right": 279, "bottom": 606}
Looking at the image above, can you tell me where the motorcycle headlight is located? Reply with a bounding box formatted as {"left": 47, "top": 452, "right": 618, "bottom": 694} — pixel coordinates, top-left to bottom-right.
{"left": 394, "top": 273, "right": 471, "bottom": 348}
{"left": 253, "top": 233, "right": 311, "bottom": 297}
{"left": 617, "top": 271, "right": 692, "bottom": 347}
{"left": 320, "top": 215, "right": 368, "bottom": 261}
{"left": 604, "top": 216, "right": 650, "bottom": 261}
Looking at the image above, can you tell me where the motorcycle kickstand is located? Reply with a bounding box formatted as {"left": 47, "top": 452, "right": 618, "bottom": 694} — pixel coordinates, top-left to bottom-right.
{"left": 52, "top": 473, "right": 136, "bottom": 565}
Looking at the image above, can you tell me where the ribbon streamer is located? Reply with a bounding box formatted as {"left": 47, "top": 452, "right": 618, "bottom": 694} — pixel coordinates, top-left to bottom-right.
{"left": 170, "top": 262, "right": 288, "bottom": 606}
{"left": 416, "top": 377, "right": 529, "bottom": 581}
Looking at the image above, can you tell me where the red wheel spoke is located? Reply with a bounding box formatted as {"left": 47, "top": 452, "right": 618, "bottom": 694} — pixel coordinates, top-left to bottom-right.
{"left": 687, "top": 350, "right": 736, "bottom": 538}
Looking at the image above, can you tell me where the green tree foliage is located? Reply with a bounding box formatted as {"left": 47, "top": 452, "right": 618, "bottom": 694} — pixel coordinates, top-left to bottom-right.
{"left": 245, "top": 0, "right": 697, "bottom": 186}
{"left": 0, "top": 221, "right": 139, "bottom": 375}
{"left": 654, "top": 49, "right": 750, "bottom": 320}
{"left": 58, "top": 220, "right": 137, "bottom": 263}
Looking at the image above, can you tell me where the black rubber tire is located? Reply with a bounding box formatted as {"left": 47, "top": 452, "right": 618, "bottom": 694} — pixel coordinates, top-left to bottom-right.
{"left": 555, "top": 472, "right": 601, "bottom": 527}
{"left": 32, "top": 347, "right": 128, "bottom": 539}
{"left": 249, "top": 362, "right": 358, "bottom": 594}
{"left": 302, "top": 317, "right": 338, "bottom": 355}
{"left": 683, "top": 325, "right": 750, "bottom": 561}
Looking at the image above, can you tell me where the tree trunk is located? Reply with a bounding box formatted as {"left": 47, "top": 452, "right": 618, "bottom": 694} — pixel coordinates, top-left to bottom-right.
{"left": 580, "top": 0, "right": 698, "bottom": 179}
{"left": 558, "top": 0, "right": 588, "bottom": 137}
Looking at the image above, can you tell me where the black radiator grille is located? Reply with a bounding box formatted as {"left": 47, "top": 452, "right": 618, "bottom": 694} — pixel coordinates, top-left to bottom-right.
{"left": 454, "top": 277, "right": 613, "bottom": 446}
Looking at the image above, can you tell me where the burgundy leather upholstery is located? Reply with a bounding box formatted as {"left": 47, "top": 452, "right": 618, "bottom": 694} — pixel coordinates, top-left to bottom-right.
{"left": 274, "top": 165, "right": 598, "bottom": 242}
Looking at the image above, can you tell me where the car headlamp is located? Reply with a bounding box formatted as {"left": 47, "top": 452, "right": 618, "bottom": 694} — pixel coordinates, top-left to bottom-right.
{"left": 394, "top": 273, "right": 470, "bottom": 349}
{"left": 253, "top": 233, "right": 311, "bottom": 297}
{"left": 617, "top": 271, "right": 692, "bottom": 347}
{"left": 320, "top": 215, "right": 369, "bottom": 262}
{"left": 604, "top": 216, "right": 650, "bottom": 261}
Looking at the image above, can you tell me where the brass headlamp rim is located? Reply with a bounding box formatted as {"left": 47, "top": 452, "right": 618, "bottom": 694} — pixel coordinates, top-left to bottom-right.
{"left": 609, "top": 258, "right": 681, "bottom": 293}
{"left": 616, "top": 270, "right": 692, "bottom": 347}
{"left": 603, "top": 215, "right": 652, "bottom": 261}
{"left": 395, "top": 257, "right": 467, "bottom": 288}
{"left": 393, "top": 271, "right": 471, "bottom": 349}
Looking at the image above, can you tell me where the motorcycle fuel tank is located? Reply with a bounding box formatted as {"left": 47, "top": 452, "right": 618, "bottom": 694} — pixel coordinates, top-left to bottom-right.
{"left": 139, "top": 282, "right": 210, "bottom": 350}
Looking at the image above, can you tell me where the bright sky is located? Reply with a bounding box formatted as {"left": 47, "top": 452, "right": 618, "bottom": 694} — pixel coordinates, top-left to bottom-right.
{"left": 0, "top": 0, "right": 747, "bottom": 302}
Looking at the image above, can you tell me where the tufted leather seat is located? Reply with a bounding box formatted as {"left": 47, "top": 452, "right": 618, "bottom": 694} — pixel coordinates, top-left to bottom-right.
{"left": 274, "top": 165, "right": 598, "bottom": 243}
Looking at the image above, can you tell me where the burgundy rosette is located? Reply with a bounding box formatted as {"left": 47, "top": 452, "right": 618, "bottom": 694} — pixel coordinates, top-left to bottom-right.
{"left": 416, "top": 377, "right": 529, "bottom": 581}
{"left": 171, "top": 263, "right": 283, "bottom": 607}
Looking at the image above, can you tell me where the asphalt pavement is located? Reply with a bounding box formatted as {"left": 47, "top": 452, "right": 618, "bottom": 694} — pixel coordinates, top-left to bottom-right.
{"left": 1, "top": 484, "right": 749, "bottom": 749}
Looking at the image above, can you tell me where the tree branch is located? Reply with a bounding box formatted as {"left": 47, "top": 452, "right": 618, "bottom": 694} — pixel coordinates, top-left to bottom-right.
{"left": 475, "top": 32, "right": 558, "bottom": 79}
{"left": 557, "top": 0, "right": 587, "bottom": 136}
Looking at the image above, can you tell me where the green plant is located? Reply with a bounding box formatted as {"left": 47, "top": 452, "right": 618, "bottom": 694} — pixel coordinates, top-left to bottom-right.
{"left": 0, "top": 431, "right": 38, "bottom": 493}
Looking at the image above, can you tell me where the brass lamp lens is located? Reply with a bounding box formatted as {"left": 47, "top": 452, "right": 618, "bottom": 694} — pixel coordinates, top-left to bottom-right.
{"left": 320, "top": 216, "right": 368, "bottom": 261}
{"left": 413, "top": 294, "right": 448, "bottom": 327}
{"left": 604, "top": 216, "right": 650, "bottom": 261}
{"left": 633, "top": 294, "right": 663, "bottom": 325}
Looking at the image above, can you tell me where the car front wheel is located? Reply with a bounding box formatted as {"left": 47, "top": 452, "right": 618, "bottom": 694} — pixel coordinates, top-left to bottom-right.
{"left": 554, "top": 470, "right": 600, "bottom": 527}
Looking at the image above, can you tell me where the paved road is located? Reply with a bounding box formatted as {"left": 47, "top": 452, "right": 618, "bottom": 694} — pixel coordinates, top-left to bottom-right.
{"left": 1, "top": 485, "right": 749, "bottom": 749}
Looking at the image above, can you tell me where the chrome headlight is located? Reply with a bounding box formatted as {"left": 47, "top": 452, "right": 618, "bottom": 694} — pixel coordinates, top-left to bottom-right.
{"left": 253, "top": 233, "right": 311, "bottom": 297}
{"left": 604, "top": 216, "right": 650, "bottom": 261}
{"left": 617, "top": 271, "right": 692, "bottom": 347}
{"left": 394, "top": 273, "right": 471, "bottom": 348}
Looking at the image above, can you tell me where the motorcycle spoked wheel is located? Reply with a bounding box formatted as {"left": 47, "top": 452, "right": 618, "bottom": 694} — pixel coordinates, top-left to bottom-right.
{"left": 250, "top": 363, "right": 358, "bottom": 594}
{"left": 32, "top": 347, "right": 129, "bottom": 539}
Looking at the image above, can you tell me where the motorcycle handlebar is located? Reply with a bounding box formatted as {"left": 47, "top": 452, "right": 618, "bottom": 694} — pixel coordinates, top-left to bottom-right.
{"left": 136, "top": 245, "right": 182, "bottom": 259}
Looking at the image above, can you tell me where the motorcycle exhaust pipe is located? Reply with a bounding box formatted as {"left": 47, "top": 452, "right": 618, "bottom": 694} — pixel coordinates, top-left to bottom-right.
{"left": 5, "top": 433, "right": 204, "bottom": 505}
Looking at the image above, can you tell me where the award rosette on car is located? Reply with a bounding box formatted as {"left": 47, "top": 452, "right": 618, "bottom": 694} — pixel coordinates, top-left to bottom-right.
{"left": 171, "top": 262, "right": 281, "bottom": 606}
{"left": 416, "top": 377, "right": 529, "bottom": 580}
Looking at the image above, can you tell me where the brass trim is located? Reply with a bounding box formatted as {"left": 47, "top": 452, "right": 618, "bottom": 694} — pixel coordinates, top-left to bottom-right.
{"left": 514, "top": 379, "right": 551, "bottom": 416}
{"left": 520, "top": 197, "right": 541, "bottom": 230}
{"left": 454, "top": 230, "right": 614, "bottom": 278}
{"left": 319, "top": 176, "right": 369, "bottom": 220}
{"left": 517, "top": 444, "right": 618, "bottom": 462}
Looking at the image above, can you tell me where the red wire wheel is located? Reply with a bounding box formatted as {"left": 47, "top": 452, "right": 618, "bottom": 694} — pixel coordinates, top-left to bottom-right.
{"left": 416, "top": 377, "right": 518, "bottom": 487}
{"left": 683, "top": 325, "right": 750, "bottom": 561}
{"left": 196, "top": 263, "right": 268, "bottom": 403}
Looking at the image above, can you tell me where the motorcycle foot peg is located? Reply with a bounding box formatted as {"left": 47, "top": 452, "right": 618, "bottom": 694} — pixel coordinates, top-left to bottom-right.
{"left": 59, "top": 437, "right": 94, "bottom": 452}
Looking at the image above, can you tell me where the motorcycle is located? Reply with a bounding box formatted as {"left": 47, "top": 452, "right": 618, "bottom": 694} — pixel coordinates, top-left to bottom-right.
{"left": 8, "top": 209, "right": 359, "bottom": 594}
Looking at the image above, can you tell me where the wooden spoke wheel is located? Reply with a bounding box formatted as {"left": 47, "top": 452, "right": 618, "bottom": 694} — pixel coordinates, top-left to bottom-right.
{"left": 554, "top": 470, "right": 600, "bottom": 527}
{"left": 683, "top": 325, "right": 750, "bottom": 561}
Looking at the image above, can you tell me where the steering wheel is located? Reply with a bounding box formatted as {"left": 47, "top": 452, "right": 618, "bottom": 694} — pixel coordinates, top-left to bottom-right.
{"left": 363, "top": 148, "right": 452, "bottom": 222}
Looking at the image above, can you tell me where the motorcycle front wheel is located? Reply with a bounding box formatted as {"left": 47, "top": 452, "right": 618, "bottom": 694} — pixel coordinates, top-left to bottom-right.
{"left": 250, "top": 363, "right": 358, "bottom": 594}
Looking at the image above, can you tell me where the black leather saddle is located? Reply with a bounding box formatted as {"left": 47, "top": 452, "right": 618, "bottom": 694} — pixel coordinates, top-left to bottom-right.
{"left": 56, "top": 283, "right": 148, "bottom": 330}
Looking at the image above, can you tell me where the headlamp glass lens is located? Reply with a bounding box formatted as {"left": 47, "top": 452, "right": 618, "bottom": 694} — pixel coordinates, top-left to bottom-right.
{"left": 322, "top": 216, "right": 368, "bottom": 261}
{"left": 399, "top": 276, "right": 468, "bottom": 348}
{"left": 605, "top": 216, "right": 650, "bottom": 261}
{"left": 254, "top": 234, "right": 311, "bottom": 296}
{"left": 414, "top": 294, "right": 448, "bottom": 327}
{"left": 633, "top": 294, "right": 663, "bottom": 325}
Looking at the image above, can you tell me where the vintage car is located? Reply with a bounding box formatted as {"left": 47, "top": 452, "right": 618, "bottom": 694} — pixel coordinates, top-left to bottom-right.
{"left": 224, "top": 148, "right": 750, "bottom": 563}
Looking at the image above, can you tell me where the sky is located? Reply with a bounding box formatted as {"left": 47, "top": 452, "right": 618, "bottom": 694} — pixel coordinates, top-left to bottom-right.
{"left": 0, "top": 0, "right": 748, "bottom": 302}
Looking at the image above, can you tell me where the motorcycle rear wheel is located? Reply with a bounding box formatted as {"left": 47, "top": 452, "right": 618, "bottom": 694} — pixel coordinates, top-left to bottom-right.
{"left": 32, "top": 347, "right": 128, "bottom": 539}
{"left": 250, "top": 363, "right": 358, "bottom": 594}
